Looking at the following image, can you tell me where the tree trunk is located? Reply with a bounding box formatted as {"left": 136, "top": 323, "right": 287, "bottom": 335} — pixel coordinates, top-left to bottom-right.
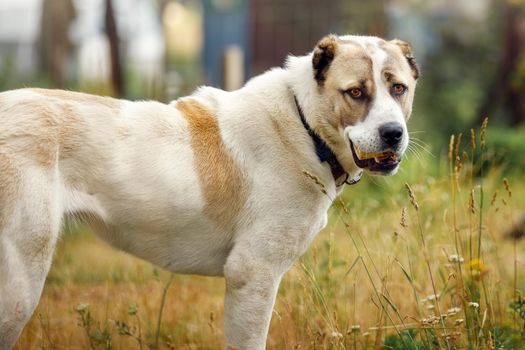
{"left": 477, "top": 0, "right": 525, "bottom": 125}
{"left": 105, "top": 0, "right": 124, "bottom": 97}
{"left": 40, "top": 0, "right": 75, "bottom": 88}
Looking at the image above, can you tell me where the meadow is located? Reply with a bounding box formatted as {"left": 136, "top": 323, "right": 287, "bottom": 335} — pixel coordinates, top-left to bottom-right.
{"left": 15, "top": 121, "right": 525, "bottom": 349}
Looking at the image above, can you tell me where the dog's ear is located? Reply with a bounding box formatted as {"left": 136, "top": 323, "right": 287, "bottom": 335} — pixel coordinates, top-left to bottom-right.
{"left": 312, "top": 35, "right": 338, "bottom": 85}
{"left": 390, "top": 39, "right": 420, "bottom": 80}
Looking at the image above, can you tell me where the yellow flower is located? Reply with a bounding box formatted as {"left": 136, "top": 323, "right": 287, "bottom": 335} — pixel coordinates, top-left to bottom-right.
{"left": 469, "top": 258, "right": 489, "bottom": 280}
{"left": 469, "top": 258, "right": 486, "bottom": 272}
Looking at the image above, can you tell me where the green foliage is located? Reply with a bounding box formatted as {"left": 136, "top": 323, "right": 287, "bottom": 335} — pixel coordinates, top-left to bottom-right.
{"left": 485, "top": 127, "right": 525, "bottom": 174}
{"left": 76, "top": 302, "right": 146, "bottom": 350}
{"left": 75, "top": 303, "right": 112, "bottom": 350}
{"left": 510, "top": 293, "right": 525, "bottom": 327}
{"left": 382, "top": 329, "right": 437, "bottom": 350}
{"left": 490, "top": 325, "right": 525, "bottom": 350}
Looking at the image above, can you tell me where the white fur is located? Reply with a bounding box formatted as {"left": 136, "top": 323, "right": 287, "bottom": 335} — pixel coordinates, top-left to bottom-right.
{"left": 0, "top": 35, "right": 416, "bottom": 349}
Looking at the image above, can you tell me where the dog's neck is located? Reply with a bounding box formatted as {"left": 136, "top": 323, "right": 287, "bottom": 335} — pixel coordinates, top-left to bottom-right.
{"left": 293, "top": 96, "right": 360, "bottom": 187}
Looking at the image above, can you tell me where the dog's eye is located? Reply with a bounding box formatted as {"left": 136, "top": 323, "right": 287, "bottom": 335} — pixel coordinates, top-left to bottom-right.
{"left": 346, "top": 88, "right": 364, "bottom": 99}
{"left": 391, "top": 84, "right": 407, "bottom": 96}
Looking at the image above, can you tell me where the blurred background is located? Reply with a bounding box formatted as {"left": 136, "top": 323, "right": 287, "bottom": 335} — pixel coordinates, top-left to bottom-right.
{"left": 0, "top": 0, "right": 524, "bottom": 166}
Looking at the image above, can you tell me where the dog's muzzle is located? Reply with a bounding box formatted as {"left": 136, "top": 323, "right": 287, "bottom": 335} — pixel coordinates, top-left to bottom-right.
{"left": 350, "top": 141, "right": 400, "bottom": 173}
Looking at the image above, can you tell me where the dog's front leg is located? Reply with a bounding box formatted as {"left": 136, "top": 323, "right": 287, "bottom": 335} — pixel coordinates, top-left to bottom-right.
{"left": 223, "top": 247, "right": 282, "bottom": 350}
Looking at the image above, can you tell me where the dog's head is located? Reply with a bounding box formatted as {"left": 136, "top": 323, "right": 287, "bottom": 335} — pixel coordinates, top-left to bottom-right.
{"left": 294, "top": 35, "right": 419, "bottom": 178}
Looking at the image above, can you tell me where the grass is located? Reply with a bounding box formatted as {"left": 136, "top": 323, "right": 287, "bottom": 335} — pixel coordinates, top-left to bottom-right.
{"left": 15, "top": 122, "right": 525, "bottom": 349}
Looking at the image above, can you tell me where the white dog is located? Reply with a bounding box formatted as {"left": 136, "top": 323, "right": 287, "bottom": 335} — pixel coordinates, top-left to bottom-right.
{"left": 0, "top": 34, "right": 418, "bottom": 349}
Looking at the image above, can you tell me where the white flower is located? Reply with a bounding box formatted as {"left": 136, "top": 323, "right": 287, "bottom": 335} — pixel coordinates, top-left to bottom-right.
{"left": 468, "top": 302, "right": 479, "bottom": 308}
{"left": 421, "top": 316, "right": 440, "bottom": 325}
{"left": 330, "top": 331, "right": 343, "bottom": 338}
{"left": 425, "top": 293, "right": 440, "bottom": 301}
{"left": 448, "top": 255, "right": 464, "bottom": 263}
{"left": 447, "top": 307, "right": 461, "bottom": 315}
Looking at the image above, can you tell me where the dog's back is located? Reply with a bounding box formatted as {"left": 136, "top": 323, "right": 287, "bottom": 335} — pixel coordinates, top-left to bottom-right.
{"left": 0, "top": 88, "right": 207, "bottom": 347}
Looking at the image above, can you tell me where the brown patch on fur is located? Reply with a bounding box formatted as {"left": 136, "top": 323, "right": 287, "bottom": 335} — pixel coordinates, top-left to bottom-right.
{"left": 312, "top": 35, "right": 339, "bottom": 85}
{"left": 323, "top": 42, "right": 375, "bottom": 128}
{"left": 379, "top": 41, "right": 419, "bottom": 119}
{"left": 57, "top": 104, "right": 84, "bottom": 158}
{"left": 28, "top": 89, "right": 119, "bottom": 163}
{"left": 0, "top": 90, "right": 101, "bottom": 167}
{"left": 31, "top": 89, "right": 118, "bottom": 159}
{"left": 341, "top": 79, "right": 374, "bottom": 128}
{"left": 388, "top": 39, "right": 420, "bottom": 79}
{"left": 176, "top": 99, "right": 247, "bottom": 233}
{"left": 7, "top": 101, "right": 84, "bottom": 166}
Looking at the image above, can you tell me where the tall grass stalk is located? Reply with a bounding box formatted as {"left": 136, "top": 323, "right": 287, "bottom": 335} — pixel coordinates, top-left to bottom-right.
{"left": 399, "top": 206, "right": 434, "bottom": 349}
{"left": 335, "top": 198, "right": 416, "bottom": 349}
{"left": 477, "top": 118, "right": 488, "bottom": 261}
{"left": 154, "top": 273, "right": 174, "bottom": 350}
{"left": 353, "top": 219, "right": 415, "bottom": 333}
{"left": 449, "top": 132, "right": 473, "bottom": 346}
{"left": 299, "top": 262, "right": 339, "bottom": 332}
{"left": 469, "top": 128, "right": 476, "bottom": 269}
{"left": 304, "top": 173, "right": 414, "bottom": 346}
{"left": 502, "top": 177, "right": 518, "bottom": 331}
{"left": 405, "top": 183, "right": 452, "bottom": 350}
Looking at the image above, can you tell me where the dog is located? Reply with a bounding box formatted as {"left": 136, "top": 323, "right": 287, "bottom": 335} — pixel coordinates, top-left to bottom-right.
{"left": 0, "top": 34, "right": 418, "bottom": 349}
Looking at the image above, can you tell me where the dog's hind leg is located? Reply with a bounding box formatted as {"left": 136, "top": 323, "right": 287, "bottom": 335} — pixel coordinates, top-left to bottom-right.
{"left": 0, "top": 160, "right": 62, "bottom": 350}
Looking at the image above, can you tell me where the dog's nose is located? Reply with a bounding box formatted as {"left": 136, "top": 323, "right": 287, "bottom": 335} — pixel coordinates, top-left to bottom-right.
{"left": 379, "top": 122, "right": 404, "bottom": 148}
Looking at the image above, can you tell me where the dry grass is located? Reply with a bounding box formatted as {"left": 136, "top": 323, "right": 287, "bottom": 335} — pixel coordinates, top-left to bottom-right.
{"left": 15, "top": 126, "right": 525, "bottom": 349}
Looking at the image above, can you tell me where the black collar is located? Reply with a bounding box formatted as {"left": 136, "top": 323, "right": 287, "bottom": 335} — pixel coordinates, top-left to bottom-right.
{"left": 294, "top": 96, "right": 360, "bottom": 187}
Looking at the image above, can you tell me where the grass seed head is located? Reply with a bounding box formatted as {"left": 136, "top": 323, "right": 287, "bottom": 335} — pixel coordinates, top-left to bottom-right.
{"left": 462, "top": 151, "right": 468, "bottom": 162}
{"left": 454, "top": 132, "right": 462, "bottom": 160}
{"left": 302, "top": 170, "right": 327, "bottom": 195}
{"left": 491, "top": 191, "right": 498, "bottom": 207}
{"left": 405, "top": 183, "right": 419, "bottom": 211}
{"left": 448, "top": 134, "right": 455, "bottom": 162}
{"left": 503, "top": 178, "right": 512, "bottom": 198}
{"left": 400, "top": 207, "right": 408, "bottom": 228}
{"left": 480, "top": 117, "right": 489, "bottom": 149}
{"left": 468, "top": 189, "right": 476, "bottom": 214}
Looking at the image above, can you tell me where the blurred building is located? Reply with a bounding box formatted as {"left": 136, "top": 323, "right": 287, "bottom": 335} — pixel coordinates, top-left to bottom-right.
{"left": 0, "top": 0, "right": 494, "bottom": 98}
{"left": 201, "top": 0, "right": 390, "bottom": 88}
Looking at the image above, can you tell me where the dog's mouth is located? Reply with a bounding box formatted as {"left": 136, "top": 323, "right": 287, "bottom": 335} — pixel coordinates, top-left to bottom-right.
{"left": 350, "top": 142, "right": 400, "bottom": 173}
